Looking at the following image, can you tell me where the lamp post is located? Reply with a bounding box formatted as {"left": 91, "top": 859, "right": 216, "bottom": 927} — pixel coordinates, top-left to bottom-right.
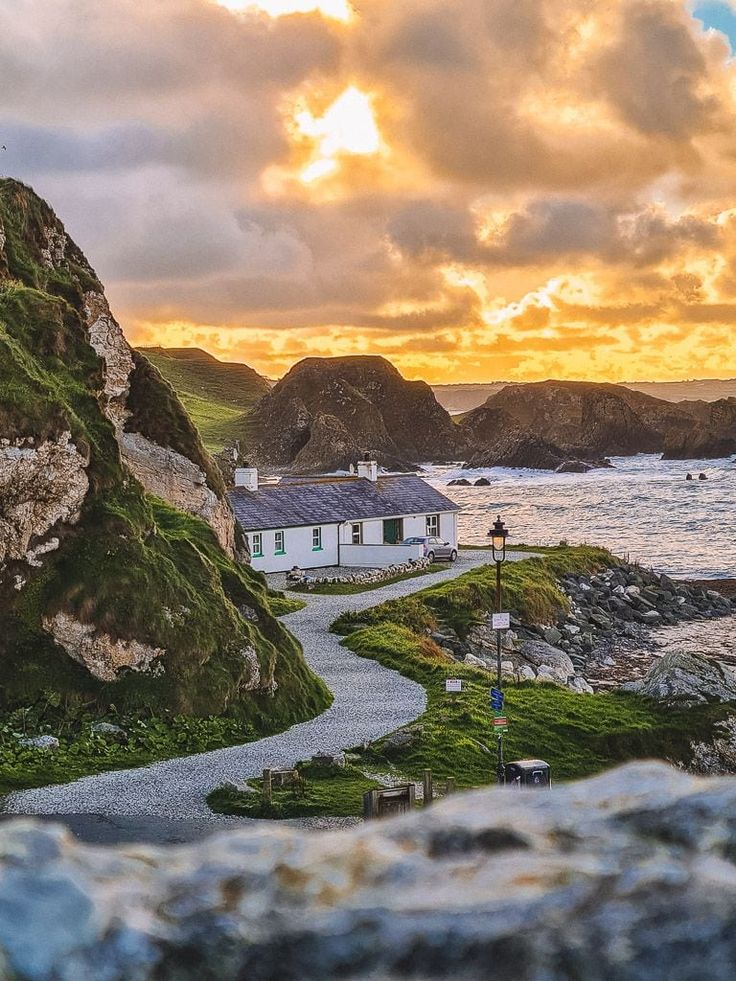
{"left": 488, "top": 515, "right": 508, "bottom": 785}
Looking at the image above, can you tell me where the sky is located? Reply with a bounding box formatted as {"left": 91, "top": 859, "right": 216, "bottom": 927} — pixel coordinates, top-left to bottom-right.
{"left": 3, "top": 0, "right": 736, "bottom": 383}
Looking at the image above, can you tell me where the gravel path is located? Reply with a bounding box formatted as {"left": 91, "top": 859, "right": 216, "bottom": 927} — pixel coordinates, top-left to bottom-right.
{"left": 6, "top": 550, "right": 522, "bottom": 819}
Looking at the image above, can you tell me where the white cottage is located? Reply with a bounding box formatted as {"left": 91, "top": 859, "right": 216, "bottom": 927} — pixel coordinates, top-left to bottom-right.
{"left": 228, "top": 459, "right": 460, "bottom": 574}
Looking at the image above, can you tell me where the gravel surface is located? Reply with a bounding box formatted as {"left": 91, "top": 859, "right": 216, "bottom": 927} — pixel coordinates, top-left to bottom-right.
{"left": 5, "top": 550, "right": 522, "bottom": 819}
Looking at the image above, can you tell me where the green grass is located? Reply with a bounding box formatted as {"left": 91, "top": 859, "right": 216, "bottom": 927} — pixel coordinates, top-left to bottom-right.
{"left": 268, "top": 593, "right": 307, "bottom": 616}
{"left": 290, "top": 564, "right": 447, "bottom": 595}
{"left": 340, "top": 623, "right": 731, "bottom": 785}
{"left": 207, "top": 761, "right": 382, "bottom": 819}
{"left": 138, "top": 347, "right": 270, "bottom": 453}
{"left": 0, "top": 709, "right": 258, "bottom": 798}
{"left": 332, "top": 545, "right": 612, "bottom": 637}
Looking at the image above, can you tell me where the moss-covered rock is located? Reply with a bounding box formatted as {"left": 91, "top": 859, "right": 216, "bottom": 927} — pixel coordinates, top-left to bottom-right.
{"left": 0, "top": 179, "right": 331, "bottom": 726}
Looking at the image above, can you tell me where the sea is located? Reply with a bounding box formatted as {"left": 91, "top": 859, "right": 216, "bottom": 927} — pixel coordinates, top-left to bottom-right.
{"left": 426, "top": 454, "right": 735, "bottom": 580}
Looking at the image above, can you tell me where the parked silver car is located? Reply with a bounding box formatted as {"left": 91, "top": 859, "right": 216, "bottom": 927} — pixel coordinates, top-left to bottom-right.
{"left": 401, "top": 536, "right": 458, "bottom": 562}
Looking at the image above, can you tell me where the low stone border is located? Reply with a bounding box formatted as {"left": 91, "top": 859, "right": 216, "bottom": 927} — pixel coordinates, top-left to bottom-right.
{"left": 287, "top": 557, "right": 432, "bottom": 588}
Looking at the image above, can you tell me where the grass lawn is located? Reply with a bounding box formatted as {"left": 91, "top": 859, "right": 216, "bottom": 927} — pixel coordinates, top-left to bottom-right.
{"left": 208, "top": 762, "right": 382, "bottom": 818}
{"left": 290, "top": 564, "right": 446, "bottom": 595}
{"left": 340, "top": 623, "right": 730, "bottom": 785}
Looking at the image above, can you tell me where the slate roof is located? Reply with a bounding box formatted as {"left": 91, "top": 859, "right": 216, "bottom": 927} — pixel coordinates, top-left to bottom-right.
{"left": 228, "top": 475, "right": 459, "bottom": 531}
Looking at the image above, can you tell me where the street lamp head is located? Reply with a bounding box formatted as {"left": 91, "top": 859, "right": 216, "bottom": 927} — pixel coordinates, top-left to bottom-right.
{"left": 488, "top": 515, "right": 508, "bottom": 562}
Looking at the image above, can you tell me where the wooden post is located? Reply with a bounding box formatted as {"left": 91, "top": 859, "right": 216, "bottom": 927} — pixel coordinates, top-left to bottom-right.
{"left": 262, "top": 768, "right": 272, "bottom": 803}
{"left": 423, "top": 769, "right": 433, "bottom": 807}
{"left": 446, "top": 777, "right": 456, "bottom": 795}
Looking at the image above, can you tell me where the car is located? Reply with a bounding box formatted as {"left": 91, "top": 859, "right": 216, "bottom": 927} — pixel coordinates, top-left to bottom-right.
{"left": 401, "top": 536, "right": 458, "bottom": 562}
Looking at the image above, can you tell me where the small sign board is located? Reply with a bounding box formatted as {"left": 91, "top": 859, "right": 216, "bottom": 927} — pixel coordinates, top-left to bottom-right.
{"left": 445, "top": 678, "right": 463, "bottom": 693}
{"left": 492, "top": 612, "right": 511, "bottom": 630}
{"left": 492, "top": 716, "right": 509, "bottom": 728}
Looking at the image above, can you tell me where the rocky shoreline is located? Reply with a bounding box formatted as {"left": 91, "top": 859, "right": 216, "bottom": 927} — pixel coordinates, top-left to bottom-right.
{"left": 431, "top": 564, "right": 736, "bottom": 694}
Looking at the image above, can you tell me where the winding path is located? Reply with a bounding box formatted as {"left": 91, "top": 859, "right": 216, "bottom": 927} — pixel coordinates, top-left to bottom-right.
{"left": 6, "top": 550, "right": 525, "bottom": 820}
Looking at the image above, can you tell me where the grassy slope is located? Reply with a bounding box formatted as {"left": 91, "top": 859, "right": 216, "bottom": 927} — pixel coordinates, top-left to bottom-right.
{"left": 138, "top": 348, "right": 270, "bottom": 453}
{"left": 0, "top": 179, "right": 330, "bottom": 733}
{"left": 332, "top": 545, "right": 612, "bottom": 637}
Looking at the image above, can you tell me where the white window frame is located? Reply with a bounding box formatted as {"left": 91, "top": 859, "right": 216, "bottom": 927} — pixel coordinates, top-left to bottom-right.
{"left": 251, "top": 532, "right": 263, "bottom": 557}
{"left": 426, "top": 514, "right": 440, "bottom": 536}
{"left": 274, "top": 530, "right": 285, "bottom": 555}
{"left": 351, "top": 522, "right": 363, "bottom": 545}
{"left": 312, "top": 527, "right": 322, "bottom": 551}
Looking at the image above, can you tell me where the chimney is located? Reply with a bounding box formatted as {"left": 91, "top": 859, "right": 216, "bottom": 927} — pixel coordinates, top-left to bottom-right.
{"left": 234, "top": 467, "right": 259, "bottom": 492}
{"left": 357, "top": 455, "right": 378, "bottom": 482}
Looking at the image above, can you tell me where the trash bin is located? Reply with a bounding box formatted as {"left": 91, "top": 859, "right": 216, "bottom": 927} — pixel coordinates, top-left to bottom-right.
{"left": 505, "top": 760, "right": 551, "bottom": 789}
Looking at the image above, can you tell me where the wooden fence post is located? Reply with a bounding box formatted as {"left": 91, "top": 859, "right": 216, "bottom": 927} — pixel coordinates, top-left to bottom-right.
{"left": 262, "top": 768, "right": 272, "bottom": 803}
{"left": 446, "top": 777, "right": 456, "bottom": 795}
{"left": 423, "top": 769, "right": 433, "bottom": 807}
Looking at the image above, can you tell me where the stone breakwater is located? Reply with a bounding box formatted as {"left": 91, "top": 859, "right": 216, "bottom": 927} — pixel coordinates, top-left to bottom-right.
{"left": 4, "top": 763, "right": 736, "bottom": 979}
{"left": 431, "top": 563, "right": 734, "bottom": 693}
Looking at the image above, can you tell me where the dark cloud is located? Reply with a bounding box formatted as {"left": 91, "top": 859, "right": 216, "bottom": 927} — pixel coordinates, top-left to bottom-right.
{"left": 594, "top": 1, "right": 723, "bottom": 138}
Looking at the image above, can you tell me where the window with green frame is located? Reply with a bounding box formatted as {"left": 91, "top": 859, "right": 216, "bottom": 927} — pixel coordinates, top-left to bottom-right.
{"left": 312, "top": 527, "right": 322, "bottom": 551}
{"left": 274, "top": 530, "right": 285, "bottom": 555}
{"left": 251, "top": 532, "right": 263, "bottom": 557}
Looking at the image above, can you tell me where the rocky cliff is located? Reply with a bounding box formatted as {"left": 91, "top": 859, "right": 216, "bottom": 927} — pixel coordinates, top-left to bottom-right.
{"left": 248, "top": 356, "right": 465, "bottom": 472}
{"left": 460, "top": 380, "right": 736, "bottom": 464}
{"left": 3, "top": 762, "right": 736, "bottom": 978}
{"left": 0, "top": 179, "right": 329, "bottom": 722}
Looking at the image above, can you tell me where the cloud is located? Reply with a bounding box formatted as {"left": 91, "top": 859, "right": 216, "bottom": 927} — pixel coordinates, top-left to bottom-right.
{"left": 3, "top": 0, "right": 736, "bottom": 382}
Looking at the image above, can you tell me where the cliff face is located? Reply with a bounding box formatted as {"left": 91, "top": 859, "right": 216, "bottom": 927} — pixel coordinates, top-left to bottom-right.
{"left": 248, "top": 356, "right": 465, "bottom": 472}
{"left": 460, "top": 380, "right": 735, "bottom": 464}
{"left": 0, "top": 179, "right": 329, "bottom": 722}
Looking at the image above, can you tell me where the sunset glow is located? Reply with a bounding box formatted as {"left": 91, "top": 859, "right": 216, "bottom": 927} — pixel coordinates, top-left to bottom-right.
{"left": 293, "top": 87, "right": 382, "bottom": 183}
{"left": 10, "top": 0, "right": 736, "bottom": 383}
{"left": 217, "top": 0, "right": 352, "bottom": 21}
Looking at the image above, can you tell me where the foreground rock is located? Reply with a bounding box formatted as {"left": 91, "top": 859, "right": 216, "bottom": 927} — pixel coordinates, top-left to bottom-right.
{"left": 621, "top": 651, "right": 736, "bottom": 705}
{"left": 5, "top": 763, "right": 736, "bottom": 978}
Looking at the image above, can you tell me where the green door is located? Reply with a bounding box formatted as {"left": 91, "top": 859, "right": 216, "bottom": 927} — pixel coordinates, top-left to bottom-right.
{"left": 383, "top": 518, "right": 403, "bottom": 544}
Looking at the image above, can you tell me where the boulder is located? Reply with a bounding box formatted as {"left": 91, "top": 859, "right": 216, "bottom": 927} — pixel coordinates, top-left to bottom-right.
{"left": 90, "top": 722, "right": 128, "bottom": 743}
{"left": 555, "top": 460, "right": 594, "bottom": 473}
{"left": 621, "top": 651, "right": 736, "bottom": 706}
{"left": 18, "top": 735, "right": 59, "bottom": 751}
{"left": 474, "top": 476, "right": 491, "bottom": 486}
{"left": 5, "top": 764, "right": 736, "bottom": 977}
{"left": 518, "top": 640, "right": 575, "bottom": 678}
{"left": 448, "top": 478, "right": 471, "bottom": 486}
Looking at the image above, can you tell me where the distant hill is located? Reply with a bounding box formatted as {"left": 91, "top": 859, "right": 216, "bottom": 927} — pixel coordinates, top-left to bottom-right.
{"left": 138, "top": 348, "right": 271, "bottom": 453}
{"left": 458, "top": 380, "right": 736, "bottom": 465}
{"left": 248, "top": 355, "right": 466, "bottom": 472}
{"left": 434, "top": 378, "right": 736, "bottom": 414}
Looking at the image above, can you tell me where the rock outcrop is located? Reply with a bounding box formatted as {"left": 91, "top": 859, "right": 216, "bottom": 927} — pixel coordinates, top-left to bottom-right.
{"left": 0, "top": 433, "right": 89, "bottom": 566}
{"left": 621, "top": 651, "right": 736, "bottom": 705}
{"left": 0, "top": 179, "right": 328, "bottom": 722}
{"left": 460, "top": 380, "right": 736, "bottom": 464}
{"left": 248, "top": 356, "right": 465, "bottom": 472}
{"left": 4, "top": 763, "right": 736, "bottom": 978}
